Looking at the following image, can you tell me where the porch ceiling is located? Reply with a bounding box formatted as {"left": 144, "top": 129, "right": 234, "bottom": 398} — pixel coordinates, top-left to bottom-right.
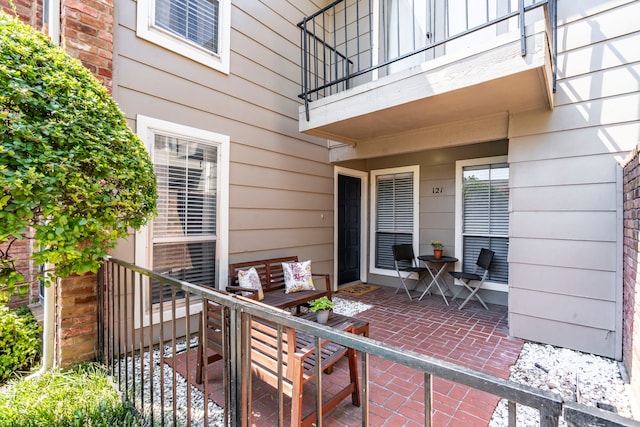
{"left": 299, "top": 30, "right": 554, "bottom": 145}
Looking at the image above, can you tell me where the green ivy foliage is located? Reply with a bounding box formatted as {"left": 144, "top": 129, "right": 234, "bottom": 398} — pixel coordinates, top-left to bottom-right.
{"left": 0, "top": 303, "right": 41, "bottom": 383}
{"left": 0, "top": 363, "right": 140, "bottom": 425}
{"left": 0, "top": 12, "right": 156, "bottom": 292}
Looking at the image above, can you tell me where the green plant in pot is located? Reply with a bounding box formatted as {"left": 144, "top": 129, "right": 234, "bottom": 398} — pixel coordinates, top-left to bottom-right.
{"left": 309, "top": 296, "right": 334, "bottom": 324}
{"left": 431, "top": 240, "right": 444, "bottom": 259}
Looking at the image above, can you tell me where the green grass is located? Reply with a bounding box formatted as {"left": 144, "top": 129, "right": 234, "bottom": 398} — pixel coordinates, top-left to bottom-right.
{"left": 0, "top": 363, "right": 138, "bottom": 427}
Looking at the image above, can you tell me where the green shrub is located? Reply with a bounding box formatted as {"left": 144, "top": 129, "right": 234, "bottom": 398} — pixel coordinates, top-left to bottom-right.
{"left": 0, "top": 363, "right": 139, "bottom": 426}
{"left": 0, "top": 304, "right": 40, "bottom": 383}
{"left": 0, "top": 12, "right": 156, "bottom": 294}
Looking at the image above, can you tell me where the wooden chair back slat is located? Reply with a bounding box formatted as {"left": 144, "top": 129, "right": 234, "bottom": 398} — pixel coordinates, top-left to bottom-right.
{"left": 196, "top": 299, "right": 226, "bottom": 384}
{"left": 247, "top": 315, "right": 360, "bottom": 426}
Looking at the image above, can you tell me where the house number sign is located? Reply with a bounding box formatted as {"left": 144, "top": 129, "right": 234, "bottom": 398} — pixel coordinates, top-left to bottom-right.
{"left": 432, "top": 186, "right": 444, "bottom": 194}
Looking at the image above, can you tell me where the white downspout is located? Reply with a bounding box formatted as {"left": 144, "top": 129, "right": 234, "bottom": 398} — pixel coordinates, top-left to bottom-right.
{"left": 47, "top": 0, "right": 61, "bottom": 46}
{"left": 39, "top": 274, "right": 56, "bottom": 371}
{"left": 28, "top": 0, "right": 61, "bottom": 379}
{"left": 42, "top": 0, "right": 61, "bottom": 371}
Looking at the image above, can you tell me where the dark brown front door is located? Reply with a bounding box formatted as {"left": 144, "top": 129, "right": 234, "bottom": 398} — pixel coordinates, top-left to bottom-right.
{"left": 337, "top": 174, "right": 361, "bottom": 285}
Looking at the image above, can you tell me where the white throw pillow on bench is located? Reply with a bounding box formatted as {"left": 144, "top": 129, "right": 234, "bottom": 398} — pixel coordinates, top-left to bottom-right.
{"left": 238, "top": 267, "right": 264, "bottom": 300}
{"left": 282, "top": 260, "right": 316, "bottom": 294}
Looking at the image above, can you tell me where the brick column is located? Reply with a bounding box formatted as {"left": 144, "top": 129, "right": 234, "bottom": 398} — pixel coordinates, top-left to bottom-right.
{"left": 623, "top": 146, "right": 640, "bottom": 412}
{"left": 52, "top": 0, "right": 114, "bottom": 367}
{"left": 60, "top": 0, "right": 114, "bottom": 91}
{"left": 55, "top": 273, "right": 98, "bottom": 367}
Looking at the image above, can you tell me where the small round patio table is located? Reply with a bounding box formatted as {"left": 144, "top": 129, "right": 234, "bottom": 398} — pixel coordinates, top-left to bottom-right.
{"left": 417, "top": 255, "right": 458, "bottom": 305}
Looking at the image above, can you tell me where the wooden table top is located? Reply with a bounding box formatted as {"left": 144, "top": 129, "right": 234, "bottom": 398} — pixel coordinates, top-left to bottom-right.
{"left": 300, "top": 311, "right": 369, "bottom": 337}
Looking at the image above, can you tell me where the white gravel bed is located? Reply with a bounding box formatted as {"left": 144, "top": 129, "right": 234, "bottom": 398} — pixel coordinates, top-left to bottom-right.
{"left": 330, "top": 296, "right": 373, "bottom": 316}
{"left": 120, "top": 336, "right": 224, "bottom": 427}
{"left": 489, "top": 342, "right": 634, "bottom": 426}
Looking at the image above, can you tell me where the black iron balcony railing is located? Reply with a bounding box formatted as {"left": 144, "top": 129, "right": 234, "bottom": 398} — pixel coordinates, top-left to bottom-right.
{"left": 97, "top": 257, "right": 634, "bottom": 426}
{"left": 298, "top": 0, "right": 557, "bottom": 121}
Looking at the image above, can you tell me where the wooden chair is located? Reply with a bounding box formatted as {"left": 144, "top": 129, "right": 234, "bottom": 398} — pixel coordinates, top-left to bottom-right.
{"left": 196, "top": 298, "right": 226, "bottom": 384}
{"left": 249, "top": 315, "right": 360, "bottom": 427}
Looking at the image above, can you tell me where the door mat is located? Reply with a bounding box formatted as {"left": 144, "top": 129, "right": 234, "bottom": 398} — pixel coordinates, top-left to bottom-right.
{"left": 337, "top": 283, "right": 381, "bottom": 297}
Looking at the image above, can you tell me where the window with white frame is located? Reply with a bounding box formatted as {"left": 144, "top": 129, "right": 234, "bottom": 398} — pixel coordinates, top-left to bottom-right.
{"left": 137, "top": 0, "right": 230, "bottom": 73}
{"left": 136, "top": 116, "right": 229, "bottom": 305}
{"left": 370, "top": 166, "right": 420, "bottom": 273}
{"left": 456, "top": 157, "right": 509, "bottom": 284}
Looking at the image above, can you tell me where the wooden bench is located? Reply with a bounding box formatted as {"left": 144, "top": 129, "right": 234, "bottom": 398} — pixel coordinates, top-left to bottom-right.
{"left": 249, "top": 312, "right": 360, "bottom": 427}
{"left": 227, "top": 256, "right": 332, "bottom": 311}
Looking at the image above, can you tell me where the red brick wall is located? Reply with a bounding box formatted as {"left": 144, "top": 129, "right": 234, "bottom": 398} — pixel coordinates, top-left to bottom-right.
{"left": 623, "top": 146, "right": 640, "bottom": 407}
{"left": 56, "top": 273, "right": 97, "bottom": 367}
{"left": 0, "top": 0, "right": 43, "bottom": 30}
{"left": 3, "top": 234, "right": 37, "bottom": 308}
{"left": 61, "top": 0, "right": 114, "bottom": 91}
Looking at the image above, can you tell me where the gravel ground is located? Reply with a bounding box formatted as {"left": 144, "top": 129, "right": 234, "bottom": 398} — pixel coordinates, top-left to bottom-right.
{"left": 121, "top": 336, "right": 224, "bottom": 426}
{"left": 489, "top": 342, "right": 634, "bottom": 426}
{"left": 120, "top": 298, "right": 636, "bottom": 426}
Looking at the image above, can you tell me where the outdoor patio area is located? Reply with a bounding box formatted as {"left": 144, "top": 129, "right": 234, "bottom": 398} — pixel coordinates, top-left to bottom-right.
{"left": 188, "top": 284, "right": 524, "bottom": 426}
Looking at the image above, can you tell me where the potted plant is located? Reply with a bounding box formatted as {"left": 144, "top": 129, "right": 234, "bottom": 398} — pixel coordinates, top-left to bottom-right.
{"left": 431, "top": 240, "right": 444, "bottom": 259}
{"left": 309, "top": 296, "right": 334, "bottom": 324}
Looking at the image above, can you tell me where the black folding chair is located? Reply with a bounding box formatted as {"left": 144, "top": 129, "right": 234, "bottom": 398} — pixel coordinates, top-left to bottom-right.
{"left": 392, "top": 244, "right": 431, "bottom": 300}
{"left": 449, "top": 248, "right": 494, "bottom": 310}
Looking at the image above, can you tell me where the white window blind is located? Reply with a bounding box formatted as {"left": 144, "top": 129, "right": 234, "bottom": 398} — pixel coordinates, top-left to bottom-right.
{"left": 462, "top": 163, "right": 509, "bottom": 283}
{"left": 152, "top": 133, "right": 217, "bottom": 303}
{"left": 375, "top": 172, "right": 414, "bottom": 269}
{"left": 155, "top": 0, "right": 219, "bottom": 53}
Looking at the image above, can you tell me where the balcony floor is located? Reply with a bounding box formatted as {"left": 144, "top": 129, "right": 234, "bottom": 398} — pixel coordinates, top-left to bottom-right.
{"left": 176, "top": 286, "right": 523, "bottom": 426}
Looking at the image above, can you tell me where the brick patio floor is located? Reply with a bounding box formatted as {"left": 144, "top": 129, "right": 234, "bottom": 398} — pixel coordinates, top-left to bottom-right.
{"left": 193, "top": 285, "right": 524, "bottom": 426}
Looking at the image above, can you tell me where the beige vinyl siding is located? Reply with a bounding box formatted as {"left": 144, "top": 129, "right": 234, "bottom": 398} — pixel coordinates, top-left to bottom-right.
{"left": 511, "top": 263, "right": 617, "bottom": 301}
{"left": 511, "top": 183, "right": 617, "bottom": 212}
{"left": 113, "top": 0, "right": 335, "bottom": 288}
{"left": 511, "top": 211, "right": 616, "bottom": 242}
{"left": 507, "top": 0, "right": 640, "bottom": 358}
{"left": 508, "top": 125, "right": 639, "bottom": 163}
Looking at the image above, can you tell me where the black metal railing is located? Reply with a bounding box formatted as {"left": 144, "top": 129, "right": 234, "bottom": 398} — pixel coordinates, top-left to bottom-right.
{"left": 298, "top": 0, "right": 557, "bottom": 121}
{"left": 97, "top": 257, "right": 636, "bottom": 426}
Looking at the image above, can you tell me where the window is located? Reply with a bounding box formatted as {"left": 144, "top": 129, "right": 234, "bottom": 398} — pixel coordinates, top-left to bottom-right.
{"left": 384, "top": 0, "right": 433, "bottom": 73}
{"left": 455, "top": 156, "right": 509, "bottom": 285}
{"left": 155, "top": 0, "right": 219, "bottom": 53}
{"left": 370, "top": 166, "right": 420, "bottom": 274}
{"left": 137, "top": 0, "right": 230, "bottom": 73}
{"left": 136, "top": 116, "right": 229, "bottom": 308}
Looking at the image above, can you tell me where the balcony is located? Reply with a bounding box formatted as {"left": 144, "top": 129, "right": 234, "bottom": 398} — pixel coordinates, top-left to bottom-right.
{"left": 298, "top": 0, "right": 556, "bottom": 145}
